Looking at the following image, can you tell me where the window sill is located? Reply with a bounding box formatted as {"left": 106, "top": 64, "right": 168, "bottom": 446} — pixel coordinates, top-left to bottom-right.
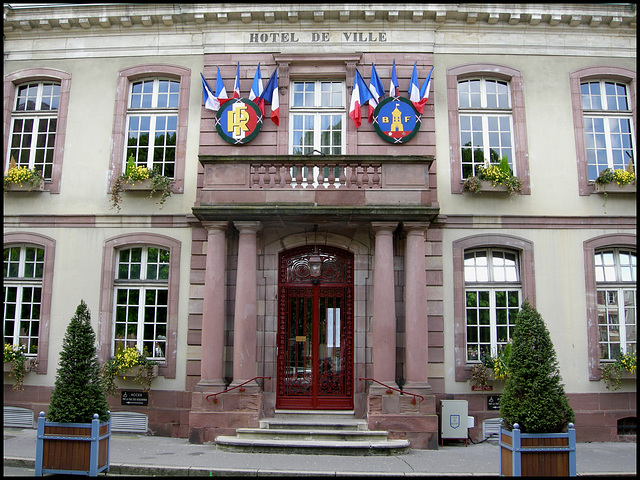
{"left": 462, "top": 179, "right": 516, "bottom": 195}
{"left": 3, "top": 359, "right": 37, "bottom": 373}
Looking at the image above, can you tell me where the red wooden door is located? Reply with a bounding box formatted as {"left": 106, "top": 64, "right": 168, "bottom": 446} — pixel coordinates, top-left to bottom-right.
{"left": 276, "top": 246, "right": 353, "bottom": 410}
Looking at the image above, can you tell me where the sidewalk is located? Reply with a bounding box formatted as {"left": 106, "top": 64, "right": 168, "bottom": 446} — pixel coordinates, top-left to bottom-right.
{"left": 4, "top": 427, "right": 637, "bottom": 476}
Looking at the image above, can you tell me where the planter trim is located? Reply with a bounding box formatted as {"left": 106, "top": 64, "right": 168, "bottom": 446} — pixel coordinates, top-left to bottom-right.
{"left": 35, "top": 411, "right": 111, "bottom": 476}
{"left": 499, "top": 423, "right": 576, "bottom": 476}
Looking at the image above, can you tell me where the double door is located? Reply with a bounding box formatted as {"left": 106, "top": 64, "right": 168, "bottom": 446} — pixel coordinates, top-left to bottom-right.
{"left": 276, "top": 246, "right": 353, "bottom": 409}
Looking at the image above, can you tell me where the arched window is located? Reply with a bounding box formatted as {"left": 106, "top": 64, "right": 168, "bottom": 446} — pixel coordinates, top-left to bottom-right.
{"left": 4, "top": 68, "right": 71, "bottom": 194}
{"left": 447, "top": 64, "right": 530, "bottom": 194}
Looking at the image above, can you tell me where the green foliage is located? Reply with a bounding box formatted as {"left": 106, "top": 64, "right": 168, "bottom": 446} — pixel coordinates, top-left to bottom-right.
{"left": 101, "top": 346, "right": 158, "bottom": 396}
{"left": 110, "top": 154, "right": 173, "bottom": 212}
{"left": 601, "top": 352, "right": 637, "bottom": 391}
{"left": 47, "top": 300, "right": 110, "bottom": 423}
{"left": 462, "top": 155, "right": 522, "bottom": 195}
{"left": 499, "top": 300, "right": 574, "bottom": 433}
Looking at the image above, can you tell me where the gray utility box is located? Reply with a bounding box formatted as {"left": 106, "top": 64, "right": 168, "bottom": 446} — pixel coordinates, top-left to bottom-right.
{"left": 440, "top": 400, "right": 469, "bottom": 446}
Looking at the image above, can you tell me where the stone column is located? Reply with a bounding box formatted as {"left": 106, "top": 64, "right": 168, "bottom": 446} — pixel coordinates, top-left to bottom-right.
{"left": 231, "top": 221, "right": 262, "bottom": 387}
{"left": 371, "top": 222, "right": 399, "bottom": 388}
{"left": 404, "top": 222, "right": 429, "bottom": 387}
{"left": 197, "top": 221, "right": 229, "bottom": 389}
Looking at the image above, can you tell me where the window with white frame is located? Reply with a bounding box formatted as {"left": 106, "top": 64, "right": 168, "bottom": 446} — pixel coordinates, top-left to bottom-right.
{"left": 581, "top": 80, "right": 635, "bottom": 181}
{"left": 458, "top": 78, "right": 515, "bottom": 179}
{"left": 3, "top": 245, "right": 44, "bottom": 356}
{"left": 126, "top": 79, "right": 179, "bottom": 178}
{"left": 464, "top": 248, "right": 521, "bottom": 363}
{"left": 113, "top": 246, "right": 169, "bottom": 360}
{"left": 289, "top": 80, "right": 345, "bottom": 155}
{"left": 595, "top": 248, "right": 636, "bottom": 361}
{"left": 7, "top": 82, "right": 60, "bottom": 180}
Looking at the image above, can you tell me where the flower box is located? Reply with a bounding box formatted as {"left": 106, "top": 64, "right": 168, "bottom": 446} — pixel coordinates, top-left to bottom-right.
{"left": 594, "top": 183, "right": 636, "bottom": 194}
{"left": 477, "top": 179, "right": 510, "bottom": 193}
{"left": 3, "top": 359, "right": 36, "bottom": 373}
{"left": 4, "top": 180, "right": 45, "bottom": 192}
{"left": 120, "top": 178, "right": 154, "bottom": 191}
{"left": 120, "top": 364, "right": 158, "bottom": 378}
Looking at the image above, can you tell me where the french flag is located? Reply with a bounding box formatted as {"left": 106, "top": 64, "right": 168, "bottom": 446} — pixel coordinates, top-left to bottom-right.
{"left": 200, "top": 73, "right": 219, "bottom": 111}
{"left": 232, "top": 62, "right": 241, "bottom": 99}
{"left": 389, "top": 59, "right": 400, "bottom": 97}
{"left": 249, "top": 63, "right": 264, "bottom": 115}
{"left": 215, "top": 66, "right": 229, "bottom": 105}
{"left": 367, "top": 62, "right": 385, "bottom": 123}
{"left": 349, "top": 69, "right": 373, "bottom": 129}
{"left": 415, "top": 67, "right": 434, "bottom": 115}
{"left": 408, "top": 62, "right": 422, "bottom": 112}
{"left": 260, "top": 68, "right": 279, "bottom": 126}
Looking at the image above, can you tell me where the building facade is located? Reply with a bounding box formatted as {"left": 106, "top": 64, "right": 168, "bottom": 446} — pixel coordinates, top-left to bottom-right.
{"left": 3, "top": 3, "right": 636, "bottom": 448}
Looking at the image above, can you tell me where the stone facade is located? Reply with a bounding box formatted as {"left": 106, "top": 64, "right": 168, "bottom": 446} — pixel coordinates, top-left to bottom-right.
{"left": 3, "top": 3, "right": 636, "bottom": 447}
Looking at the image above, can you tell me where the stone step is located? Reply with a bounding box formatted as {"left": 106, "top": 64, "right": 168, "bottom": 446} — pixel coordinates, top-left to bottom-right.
{"left": 235, "top": 427, "right": 390, "bottom": 441}
{"left": 260, "top": 418, "right": 368, "bottom": 431}
{"left": 214, "top": 436, "right": 411, "bottom": 456}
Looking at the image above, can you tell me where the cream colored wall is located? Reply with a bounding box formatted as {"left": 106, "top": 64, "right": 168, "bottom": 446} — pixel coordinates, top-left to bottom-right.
{"left": 433, "top": 54, "right": 636, "bottom": 218}
{"left": 441, "top": 227, "right": 636, "bottom": 395}
{"left": 5, "top": 225, "right": 193, "bottom": 391}
{"left": 3, "top": 55, "right": 204, "bottom": 216}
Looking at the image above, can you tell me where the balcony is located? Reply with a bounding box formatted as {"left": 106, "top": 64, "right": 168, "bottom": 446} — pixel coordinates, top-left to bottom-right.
{"left": 193, "top": 155, "right": 438, "bottom": 227}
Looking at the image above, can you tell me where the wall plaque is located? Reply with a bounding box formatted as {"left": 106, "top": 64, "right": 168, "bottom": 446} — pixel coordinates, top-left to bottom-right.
{"left": 215, "top": 98, "right": 263, "bottom": 145}
{"left": 372, "top": 96, "right": 421, "bottom": 144}
{"left": 121, "top": 391, "right": 149, "bottom": 406}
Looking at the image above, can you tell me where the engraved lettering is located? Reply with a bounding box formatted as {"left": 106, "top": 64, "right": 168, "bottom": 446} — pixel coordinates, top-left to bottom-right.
{"left": 260, "top": 33, "right": 269, "bottom": 42}
{"left": 291, "top": 32, "right": 299, "bottom": 42}
{"left": 343, "top": 32, "right": 351, "bottom": 41}
{"left": 250, "top": 33, "right": 259, "bottom": 43}
{"left": 270, "top": 33, "right": 279, "bottom": 42}
{"left": 379, "top": 32, "right": 387, "bottom": 42}
{"left": 282, "top": 32, "right": 289, "bottom": 42}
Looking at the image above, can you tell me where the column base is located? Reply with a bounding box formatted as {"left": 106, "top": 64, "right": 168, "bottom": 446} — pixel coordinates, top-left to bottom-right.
{"left": 365, "top": 382, "right": 439, "bottom": 449}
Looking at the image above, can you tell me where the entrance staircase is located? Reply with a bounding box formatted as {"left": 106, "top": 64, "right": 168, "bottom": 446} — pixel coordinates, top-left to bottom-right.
{"left": 214, "top": 410, "right": 410, "bottom": 455}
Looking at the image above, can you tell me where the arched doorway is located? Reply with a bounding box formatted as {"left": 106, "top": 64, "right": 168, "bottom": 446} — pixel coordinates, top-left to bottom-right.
{"left": 276, "top": 246, "right": 354, "bottom": 410}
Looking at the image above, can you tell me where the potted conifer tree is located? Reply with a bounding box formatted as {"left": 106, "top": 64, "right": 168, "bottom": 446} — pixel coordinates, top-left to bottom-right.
{"left": 35, "top": 300, "right": 111, "bottom": 476}
{"left": 498, "top": 300, "right": 576, "bottom": 477}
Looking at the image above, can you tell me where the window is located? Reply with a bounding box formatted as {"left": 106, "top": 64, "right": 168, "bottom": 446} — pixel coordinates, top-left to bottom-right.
{"left": 99, "top": 233, "right": 180, "bottom": 379}
{"left": 458, "top": 78, "right": 514, "bottom": 178}
{"left": 581, "top": 81, "right": 635, "bottom": 181}
{"left": 570, "top": 66, "right": 636, "bottom": 195}
{"left": 464, "top": 249, "right": 521, "bottom": 362}
{"left": 3, "top": 245, "right": 44, "bottom": 356}
{"left": 126, "top": 79, "right": 179, "bottom": 178}
{"left": 110, "top": 65, "right": 190, "bottom": 194}
{"left": 289, "top": 80, "right": 345, "bottom": 155}
{"left": 453, "top": 234, "right": 535, "bottom": 381}
{"left": 4, "top": 69, "right": 71, "bottom": 193}
{"left": 447, "top": 64, "right": 530, "bottom": 194}
{"left": 595, "top": 248, "right": 636, "bottom": 361}
{"left": 113, "top": 246, "right": 169, "bottom": 360}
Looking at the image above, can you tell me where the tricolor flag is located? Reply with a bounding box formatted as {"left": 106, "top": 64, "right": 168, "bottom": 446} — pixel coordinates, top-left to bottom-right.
{"left": 215, "top": 66, "right": 229, "bottom": 105}
{"left": 232, "top": 62, "right": 241, "bottom": 99}
{"left": 349, "top": 68, "right": 373, "bottom": 129}
{"left": 367, "top": 62, "right": 385, "bottom": 123}
{"left": 389, "top": 59, "right": 400, "bottom": 97}
{"left": 260, "top": 68, "right": 279, "bottom": 126}
{"left": 415, "top": 66, "right": 434, "bottom": 115}
{"left": 200, "top": 73, "right": 220, "bottom": 111}
{"left": 408, "top": 62, "right": 422, "bottom": 111}
{"left": 249, "top": 63, "right": 264, "bottom": 115}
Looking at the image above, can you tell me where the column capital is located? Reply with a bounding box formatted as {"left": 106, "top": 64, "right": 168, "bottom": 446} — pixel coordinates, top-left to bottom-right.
{"left": 370, "top": 222, "right": 398, "bottom": 234}
{"left": 402, "top": 221, "right": 429, "bottom": 234}
{"left": 202, "top": 221, "right": 230, "bottom": 232}
{"left": 233, "top": 221, "right": 262, "bottom": 235}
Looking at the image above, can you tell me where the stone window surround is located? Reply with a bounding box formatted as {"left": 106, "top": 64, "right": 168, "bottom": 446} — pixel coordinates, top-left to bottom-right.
{"left": 447, "top": 63, "right": 531, "bottom": 195}
{"left": 4, "top": 68, "right": 72, "bottom": 194}
{"left": 452, "top": 234, "right": 535, "bottom": 382}
{"left": 98, "top": 233, "right": 181, "bottom": 379}
{"left": 569, "top": 66, "right": 637, "bottom": 196}
{"left": 108, "top": 64, "right": 191, "bottom": 195}
{"left": 3, "top": 232, "right": 56, "bottom": 375}
{"left": 583, "top": 233, "right": 636, "bottom": 381}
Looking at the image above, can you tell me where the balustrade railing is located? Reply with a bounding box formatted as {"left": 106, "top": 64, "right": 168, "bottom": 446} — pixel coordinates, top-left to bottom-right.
{"left": 250, "top": 162, "right": 381, "bottom": 189}
{"left": 205, "top": 376, "right": 271, "bottom": 404}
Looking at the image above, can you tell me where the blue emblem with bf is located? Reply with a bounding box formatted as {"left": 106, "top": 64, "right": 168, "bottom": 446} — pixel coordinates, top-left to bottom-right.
{"left": 372, "top": 96, "right": 421, "bottom": 144}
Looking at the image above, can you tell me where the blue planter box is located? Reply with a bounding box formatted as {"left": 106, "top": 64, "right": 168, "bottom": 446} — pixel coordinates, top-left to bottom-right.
{"left": 499, "top": 423, "right": 576, "bottom": 476}
{"left": 35, "top": 411, "right": 111, "bottom": 476}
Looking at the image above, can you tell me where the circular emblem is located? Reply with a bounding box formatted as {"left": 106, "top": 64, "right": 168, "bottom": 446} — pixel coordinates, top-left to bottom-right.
{"left": 372, "top": 96, "right": 421, "bottom": 144}
{"left": 215, "top": 98, "right": 263, "bottom": 145}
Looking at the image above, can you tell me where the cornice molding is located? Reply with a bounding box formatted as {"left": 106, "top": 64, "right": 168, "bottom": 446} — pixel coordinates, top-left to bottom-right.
{"left": 3, "top": 3, "right": 637, "bottom": 33}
